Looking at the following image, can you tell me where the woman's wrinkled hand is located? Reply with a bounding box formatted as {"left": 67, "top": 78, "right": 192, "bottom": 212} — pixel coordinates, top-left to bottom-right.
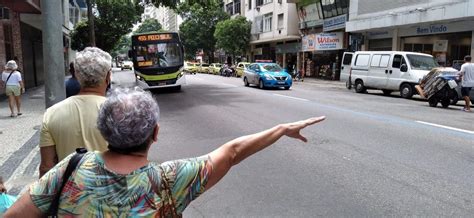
{"left": 282, "top": 116, "right": 326, "bottom": 142}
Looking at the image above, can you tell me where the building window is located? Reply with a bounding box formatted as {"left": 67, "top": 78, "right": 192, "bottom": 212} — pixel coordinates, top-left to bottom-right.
{"left": 235, "top": 0, "right": 241, "bottom": 14}
{"left": 0, "top": 7, "right": 10, "bottom": 19}
{"left": 321, "top": 0, "right": 348, "bottom": 19}
{"left": 277, "top": 13, "right": 283, "bottom": 30}
{"left": 256, "top": 0, "right": 263, "bottom": 7}
{"left": 226, "top": 2, "right": 234, "bottom": 15}
{"left": 264, "top": 0, "right": 273, "bottom": 4}
{"left": 3, "top": 24, "right": 13, "bottom": 61}
{"left": 248, "top": 0, "right": 252, "bottom": 10}
{"left": 263, "top": 13, "right": 272, "bottom": 32}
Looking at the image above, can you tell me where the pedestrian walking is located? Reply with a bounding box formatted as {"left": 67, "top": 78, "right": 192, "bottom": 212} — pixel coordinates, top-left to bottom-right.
{"left": 4, "top": 88, "right": 326, "bottom": 217}
{"left": 39, "top": 47, "right": 112, "bottom": 177}
{"left": 1, "top": 60, "right": 25, "bottom": 117}
{"left": 65, "top": 62, "right": 80, "bottom": 98}
{"left": 459, "top": 55, "right": 474, "bottom": 112}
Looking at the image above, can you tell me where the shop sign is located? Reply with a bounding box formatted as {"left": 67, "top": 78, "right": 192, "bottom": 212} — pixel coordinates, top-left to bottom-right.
{"left": 315, "top": 32, "right": 344, "bottom": 50}
{"left": 302, "top": 34, "right": 317, "bottom": 51}
{"left": 399, "top": 21, "right": 474, "bottom": 37}
{"left": 323, "top": 14, "right": 347, "bottom": 32}
{"left": 276, "top": 43, "right": 302, "bottom": 54}
{"left": 367, "top": 30, "right": 393, "bottom": 39}
{"left": 433, "top": 40, "right": 448, "bottom": 52}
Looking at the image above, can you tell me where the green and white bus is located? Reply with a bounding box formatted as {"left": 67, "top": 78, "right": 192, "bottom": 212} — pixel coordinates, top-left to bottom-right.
{"left": 129, "top": 32, "right": 185, "bottom": 90}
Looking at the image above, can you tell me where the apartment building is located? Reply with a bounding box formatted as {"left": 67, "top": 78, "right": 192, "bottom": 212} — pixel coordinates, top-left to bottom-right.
{"left": 245, "top": 0, "right": 300, "bottom": 69}
{"left": 0, "top": 0, "right": 86, "bottom": 94}
{"left": 142, "top": 4, "right": 182, "bottom": 32}
{"left": 346, "top": 0, "right": 474, "bottom": 67}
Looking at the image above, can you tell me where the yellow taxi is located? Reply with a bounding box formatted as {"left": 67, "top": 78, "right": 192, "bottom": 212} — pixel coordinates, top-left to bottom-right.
{"left": 198, "top": 63, "right": 210, "bottom": 74}
{"left": 235, "top": 62, "right": 251, "bottom": 77}
{"left": 184, "top": 62, "right": 198, "bottom": 74}
{"left": 209, "top": 63, "right": 222, "bottom": 75}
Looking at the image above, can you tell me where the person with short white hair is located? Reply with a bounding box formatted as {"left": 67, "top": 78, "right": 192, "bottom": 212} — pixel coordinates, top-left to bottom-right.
{"left": 38, "top": 47, "right": 113, "bottom": 177}
{"left": 1, "top": 60, "right": 25, "bottom": 117}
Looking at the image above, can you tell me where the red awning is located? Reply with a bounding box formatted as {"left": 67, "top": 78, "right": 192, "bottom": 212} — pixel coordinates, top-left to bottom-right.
{"left": 0, "top": 0, "right": 41, "bottom": 14}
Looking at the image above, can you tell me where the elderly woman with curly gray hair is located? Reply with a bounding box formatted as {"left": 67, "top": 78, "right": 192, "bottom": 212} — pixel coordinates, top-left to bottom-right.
{"left": 5, "top": 87, "right": 325, "bottom": 217}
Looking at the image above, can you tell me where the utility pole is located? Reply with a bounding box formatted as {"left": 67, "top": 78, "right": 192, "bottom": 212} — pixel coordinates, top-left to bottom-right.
{"left": 86, "top": 0, "right": 96, "bottom": 46}
{"left": 42, "top": 0, "right": 66, "bottom": 108}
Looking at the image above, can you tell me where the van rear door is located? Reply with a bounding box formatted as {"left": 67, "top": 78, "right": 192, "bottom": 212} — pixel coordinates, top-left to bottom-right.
{"left": 340, "top": 52, "right": 354, "bottom": 82}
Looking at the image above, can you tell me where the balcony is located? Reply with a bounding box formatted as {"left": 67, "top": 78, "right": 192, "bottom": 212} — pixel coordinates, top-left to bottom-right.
{"left": 0, "top": 0, "right": 41, "bottom": 14}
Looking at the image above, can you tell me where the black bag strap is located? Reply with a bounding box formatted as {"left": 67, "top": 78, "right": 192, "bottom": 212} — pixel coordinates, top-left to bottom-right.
{"left": 4, "top": 71, "right": 14, "bottom": 85}
{"left": 47, "top": 148, "right": 88, "bottom": 217}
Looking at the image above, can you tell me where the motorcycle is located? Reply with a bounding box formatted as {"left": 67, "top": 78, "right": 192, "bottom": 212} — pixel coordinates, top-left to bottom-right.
{"left": 221, "top": 64, "right": 235, "bottom": 77}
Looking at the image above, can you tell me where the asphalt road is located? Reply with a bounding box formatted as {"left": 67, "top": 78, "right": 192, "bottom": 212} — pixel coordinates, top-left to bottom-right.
{"left": 113, "top": 70, "right": 474, "bottom": 217}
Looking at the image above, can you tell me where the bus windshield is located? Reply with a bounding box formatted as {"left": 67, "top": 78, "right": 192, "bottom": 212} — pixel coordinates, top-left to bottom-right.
{"left": 406, "top": 54, "right": 439, "bottom": 70}
{"left": 135, "top": 42, "right": 183, "bottom": 68}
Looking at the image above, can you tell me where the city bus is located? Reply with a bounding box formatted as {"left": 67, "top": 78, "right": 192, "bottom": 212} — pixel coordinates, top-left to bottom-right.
{"left": 129, "top": 32, "right": 185, "bottom": 90}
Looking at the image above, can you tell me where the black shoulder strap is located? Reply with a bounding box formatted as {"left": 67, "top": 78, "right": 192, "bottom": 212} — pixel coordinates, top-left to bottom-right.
{"left": 4, "top": 71, "right": 14, "bottom": 85}
{"left": 47, "top": 148, "right": 88, "bottom": 217}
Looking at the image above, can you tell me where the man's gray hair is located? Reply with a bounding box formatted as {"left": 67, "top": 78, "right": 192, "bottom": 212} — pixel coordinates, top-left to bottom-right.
{"left": 97, "top": 87, "right": 160, "bottom": 149}
{"left": 74, "top": 47, "right": 112, "bottom": 88}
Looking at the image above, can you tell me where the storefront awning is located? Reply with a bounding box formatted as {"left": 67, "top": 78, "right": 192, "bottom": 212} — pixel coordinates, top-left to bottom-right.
{"left": 250, "top": 35, "right": 300, "bottom": 45}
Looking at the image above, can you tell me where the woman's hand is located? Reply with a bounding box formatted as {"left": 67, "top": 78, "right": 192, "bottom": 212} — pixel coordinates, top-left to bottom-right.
{"left": 21, "top": 87, "right": 25, "bottom": 94}
{"left": 281, "top": 116, "right": 326, "bottom": 142}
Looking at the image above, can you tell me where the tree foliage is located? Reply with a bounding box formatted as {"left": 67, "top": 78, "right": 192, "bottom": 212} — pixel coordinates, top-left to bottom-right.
{"left": 177, "top": 0, "right": 229, "bottom": 62}
{"left": 71, "top": 0, "right": 143, "bottom": 52}
{"left": 214, "top": 16, "right": 251, "bottom": 57}
{"left": 135, "top": 18, "right": 163, "bottom": 33}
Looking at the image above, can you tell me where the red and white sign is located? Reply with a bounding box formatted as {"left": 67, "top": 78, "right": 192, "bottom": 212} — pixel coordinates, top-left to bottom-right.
{"left": 315, "top": 32, "right": 344, "bottom": 50}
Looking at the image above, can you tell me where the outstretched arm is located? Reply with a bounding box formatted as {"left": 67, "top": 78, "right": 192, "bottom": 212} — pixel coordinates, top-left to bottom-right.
{"left": 205, "top": 116, "right": 326, "bottom": 190}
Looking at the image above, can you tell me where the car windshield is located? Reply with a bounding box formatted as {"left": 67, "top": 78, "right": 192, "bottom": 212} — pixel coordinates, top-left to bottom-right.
{"left": 243, "top": 64, "right": 250, "bottom": 68}
{"left": 261, "top": 64, "right": 283, "bottom": 72}
{"left": 406, "top": 54, "right": 439, "bottom": 70}
{"left": 135, "top": 42, "right": 183, "bottom": 68}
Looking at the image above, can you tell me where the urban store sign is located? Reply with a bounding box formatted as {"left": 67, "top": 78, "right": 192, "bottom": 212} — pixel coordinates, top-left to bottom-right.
{"left": 323, "top": 14, "right": 347, "bottom": 32}
{"left": 302, "top": 32, "right": 344, "bottom": 51}
{"left": 399, "top": 21, "right": 474, "bottom": 37}
{"left": 415, "top": 24, "right": 448, "bottom": 35}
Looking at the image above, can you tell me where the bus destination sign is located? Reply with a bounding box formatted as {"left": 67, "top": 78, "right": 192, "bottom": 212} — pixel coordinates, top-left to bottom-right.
{"left": 137, "top": 34, "right": 173, "bottom": 41}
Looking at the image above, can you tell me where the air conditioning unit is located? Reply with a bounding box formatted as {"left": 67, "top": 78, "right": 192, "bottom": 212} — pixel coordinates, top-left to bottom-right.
{"left": 0, "top": 7, "right": 10, "bottom": 20}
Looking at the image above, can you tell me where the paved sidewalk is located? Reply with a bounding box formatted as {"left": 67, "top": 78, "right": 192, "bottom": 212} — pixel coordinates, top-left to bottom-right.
{"left": 0, "top": 86, "right": 45, "bottom": 194}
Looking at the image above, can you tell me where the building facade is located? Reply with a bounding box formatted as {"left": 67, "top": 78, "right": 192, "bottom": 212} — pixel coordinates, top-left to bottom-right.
{"left": 0, "top": 0, "right": 86, "bottom": 95}
{"left": 141, "top": 4, "right": 182, "bottom": 32}
{"left": 245, "top": 0, "right": 300, "bottom": 69}
{"left": 296, "top": 0, "right": 350, "bottom": 80}
{"left": 346, "top": 0, "right": 474, "bottom": 67}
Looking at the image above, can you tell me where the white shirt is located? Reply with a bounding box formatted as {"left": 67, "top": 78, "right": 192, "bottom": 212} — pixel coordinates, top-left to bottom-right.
{"left": 460, "top": 62, "right": 474, "bottom": 87}
{"left": 1, "top": 70, "right": 22, "bottom": 86}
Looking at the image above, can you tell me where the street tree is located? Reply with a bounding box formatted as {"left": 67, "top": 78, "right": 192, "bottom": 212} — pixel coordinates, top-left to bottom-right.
{"left": 71, "top": 0, "right": 143, "bottom": 52}
{"left": 135, "top": 18, "right": 163, "bottom": 33}
{"left": 214, "top": 16, "right": 251, "bottom": 62}
{"left": 176, "top": 0, "right": 229, "bottom": 62}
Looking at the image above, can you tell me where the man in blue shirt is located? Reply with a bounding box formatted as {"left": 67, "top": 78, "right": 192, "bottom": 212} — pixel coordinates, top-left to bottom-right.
{"left": 65, "top": 62, "right": 80, "bottom": 98}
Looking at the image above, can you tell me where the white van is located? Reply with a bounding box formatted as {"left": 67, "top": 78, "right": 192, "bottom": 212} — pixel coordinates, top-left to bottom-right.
{"left": 340, "top": 51, "right": 443, "bottom": 99}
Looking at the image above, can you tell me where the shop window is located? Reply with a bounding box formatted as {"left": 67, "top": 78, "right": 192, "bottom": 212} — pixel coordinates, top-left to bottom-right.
{"left": 355, "top": 54, "right": 370, "bottom": 67}
{"left": 370, "top": 55, "right": 381, "bottom": 67}
{"left": 263, "top": 13, "right": 272, "bottom": 32}
{"left": 277, "top": 13, "right": 284, "bottom": 30}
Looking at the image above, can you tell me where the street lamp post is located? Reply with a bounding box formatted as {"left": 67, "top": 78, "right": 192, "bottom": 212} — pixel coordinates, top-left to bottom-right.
{"left": 42, "top": 0, "right": 66, "bottom": 108}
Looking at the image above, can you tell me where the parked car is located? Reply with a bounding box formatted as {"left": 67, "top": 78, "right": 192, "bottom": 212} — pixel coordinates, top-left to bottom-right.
{"left": 243, "top": 62, "right": 292, "bottom": 89}
{"left": 198, "top": 63, "right": 210, "bottom": 74}
{"left": 209, "top": 63, "right": 222, "bottom": 75}
{"left": 184, "top": 62, "right": 198, "bottom": 74}
{"left": 235, "top": 62, "right": 251, "bottom": 77}
{"left": 341, "top": 51, "right": 452, "bottom": 99}
{"left": 121, "top": 61, "right": 133, "bottom": 70}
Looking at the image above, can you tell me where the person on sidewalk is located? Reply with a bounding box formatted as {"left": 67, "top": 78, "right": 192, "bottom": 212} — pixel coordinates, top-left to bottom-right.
{"left": 459, "top": 55, "right": 474, "bottom": 112}
{"left": 1, "top": 60, "right": 25, "bottom": 117}
{"left": 65, "top": 62, "right": 80, "bottom": 98}
{"left": 4, "top": 88, "right": 325, "bottom": 217}
{"left": 39, "top": 47, "right": 112, "bottom": 177}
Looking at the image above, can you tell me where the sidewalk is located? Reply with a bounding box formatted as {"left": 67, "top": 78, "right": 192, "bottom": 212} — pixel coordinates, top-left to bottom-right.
{"left": 293, "top": 77, "right": 346, "bottom": 89}
{"left": 0, "top": 85, "right": 45, "bottom": 150}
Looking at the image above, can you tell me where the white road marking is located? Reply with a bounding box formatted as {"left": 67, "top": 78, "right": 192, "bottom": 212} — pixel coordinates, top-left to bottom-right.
{"left": 416, "top": 121, "right": 474, "bottom": 135}
{"left": 221, "top": 83, "right": 238, "bottom": 87}
{"left": 273, "top": 94, "right": 310, "bottom": 102}
{"left": 5, "top": 146, "right": 39, "bottom": 190}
